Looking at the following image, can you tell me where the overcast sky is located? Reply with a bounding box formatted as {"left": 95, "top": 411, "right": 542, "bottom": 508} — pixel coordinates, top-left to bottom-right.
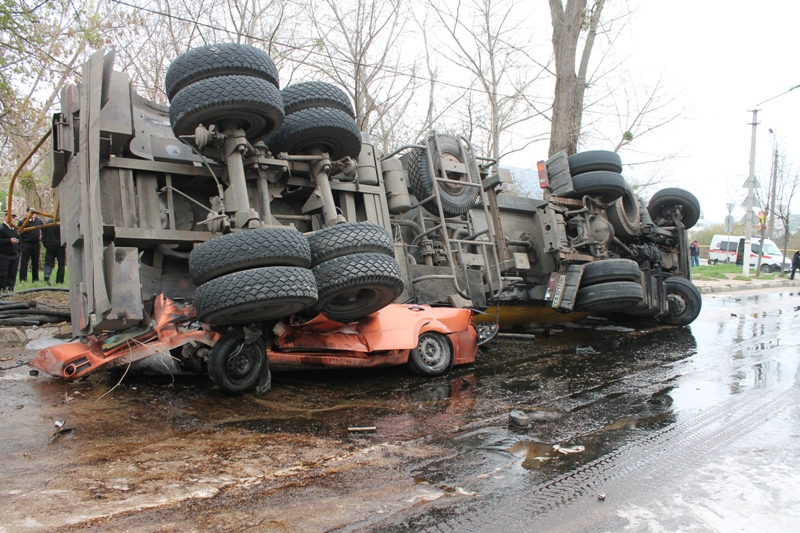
{"left": 501, "top": 1, "right": 800, "bottom": 226}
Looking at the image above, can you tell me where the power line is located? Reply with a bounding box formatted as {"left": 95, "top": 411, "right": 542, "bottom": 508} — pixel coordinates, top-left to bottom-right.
{"left": 107, "top": 0, "right": 551, "bottom": 103}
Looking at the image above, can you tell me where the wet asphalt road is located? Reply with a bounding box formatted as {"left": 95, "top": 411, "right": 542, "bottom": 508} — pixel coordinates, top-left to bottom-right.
{"left": 1, "top": 288, "right": 799, "bottom": 532}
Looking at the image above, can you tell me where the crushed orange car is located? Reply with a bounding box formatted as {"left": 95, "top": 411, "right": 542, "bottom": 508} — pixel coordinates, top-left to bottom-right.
{"left": 31, "top": 297, "right": 496, "bottom": 394}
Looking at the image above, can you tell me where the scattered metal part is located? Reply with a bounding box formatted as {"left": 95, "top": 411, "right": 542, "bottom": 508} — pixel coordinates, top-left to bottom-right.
{"left": 348, "top": 426, "right": 377, "bottom": 433}
{"left": 598, "top": 493, "right": 606, "bottom": 501}
{"left": 509, "top": 410, "right": 531, "bottom": 428}
{"left": 497, "top": 332, "right": 535, "bottom": 341}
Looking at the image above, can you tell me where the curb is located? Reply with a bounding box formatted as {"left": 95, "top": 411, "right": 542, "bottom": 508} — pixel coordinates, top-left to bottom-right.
{"left": 696, "top": 279, "right": 800, "bottom": 294}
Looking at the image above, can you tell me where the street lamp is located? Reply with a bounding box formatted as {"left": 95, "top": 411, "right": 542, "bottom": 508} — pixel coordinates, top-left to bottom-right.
{"left": 742, "top": 84, "right": 799, "bottom": 276}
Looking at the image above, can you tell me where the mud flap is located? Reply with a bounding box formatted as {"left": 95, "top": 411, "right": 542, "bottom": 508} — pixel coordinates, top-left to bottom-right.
{"left": 551, "top": 264, "right": 585, "bottom": 312}
{"left": 254, "top": 327, "right": 273, "bottom": 395}
{"left": 256, "top": 357, "right": 272, "bottom": 395}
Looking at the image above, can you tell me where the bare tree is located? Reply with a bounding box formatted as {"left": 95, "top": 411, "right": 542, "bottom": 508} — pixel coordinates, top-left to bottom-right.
{"left": 547, "top": 0, "right": 605, "bottom": 157}
{"left": 429, "top": 0, "right": 548, "bottom": 162}
{"left": 775, "top": 159, "right": 798, "bottom": 277}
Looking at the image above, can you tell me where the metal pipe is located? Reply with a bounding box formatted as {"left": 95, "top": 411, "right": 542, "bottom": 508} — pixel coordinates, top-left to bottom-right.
{"left": 380, "top": 144, "right": 427, "bottom": 161}
{"left": 257, "top": 177, "right": 273, "bottom": 225}
{"left": 5, "top": 129, "right": 51, "bottom": 225}
{"left": 310, "top": 151, "right": 338, "bottom": 227}
{"left": 223, "top": 127, "right": 253, "bottom": 229}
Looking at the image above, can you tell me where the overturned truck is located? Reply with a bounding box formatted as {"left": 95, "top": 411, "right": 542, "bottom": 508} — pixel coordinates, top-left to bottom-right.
{"left": 33, "top": 46, "right": 701, "bottom": 392}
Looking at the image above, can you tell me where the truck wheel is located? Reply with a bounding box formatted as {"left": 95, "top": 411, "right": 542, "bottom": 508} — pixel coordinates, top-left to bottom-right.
{"left": 407, "top": 332, "right": 452, "bottom": 377}
{"left": 606, "top": 184, "right": 641, "bottom": 238}
{"left": 566, "top": 171, "right": 626, "bottom": 203}
{"left": 190, "top": 228, "right": 311, "bottom": 285}
{"left": 407, "top": 134, "right": 480, "bottom": 217}
{"left": 647, "top": 188, "right": 701, "bottom": 229}
{"left": 266, "top": 107, "right": 361, "bottom": 160}
{"left": 575, "top": 281, "right": 644, "bottom": 312}
{"left": 169, "top": 75, "right": 284, "bottom": 141}
{"left": 567, "top": 150, "right": 623, "bottom": 175}
{"left": 165, "top": 43, "right": 280, "bottom": 101}
{"left": 208, "top": 328, "right": 266, "bottom": 393}
{"left": 660, "top": 276, "right": 702, "bottom": 326}
{"left": 195, "top": 266, "right": 317, "bottom": 326}
{"left": 281, "top": 81, "right": 356, "bottom": 119}
{"left": 307, "top": 222, "right": 394, "bottom": 266}
{"left": 310, "top": 253, "right": 404, "bottom": 322}
{"left": 580, "top": 259, "right": 641, "bottom": 286}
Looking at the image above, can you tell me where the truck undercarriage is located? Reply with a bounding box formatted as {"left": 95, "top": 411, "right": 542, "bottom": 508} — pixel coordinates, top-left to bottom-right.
{"left": 26, "top": 45, "right": 701, "bottom": 392}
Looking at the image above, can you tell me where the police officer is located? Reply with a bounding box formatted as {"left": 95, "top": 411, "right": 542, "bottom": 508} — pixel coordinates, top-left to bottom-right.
{"left": 42, "top": 218, "right": 66, "bottom": 285}
{"left": 18, "top": 207, "right": 43, "bottom": 283}
{"left": 0, "top": 215, "right": 21, "bottom": 292}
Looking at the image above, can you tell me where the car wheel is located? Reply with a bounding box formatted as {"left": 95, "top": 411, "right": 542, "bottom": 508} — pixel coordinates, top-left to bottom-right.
{"left": 567, "top": 150, "right": 623, "bottom": 175}
{"left": 169, "top": 75, "right": 284, "bottom": 141}
{"left": 208, "top": 328, "right": 266, "bottom": 393}
{"left": 165, "top": 43, "right": 280, "bottom": 101}
{"left": 575, "top": 280, "right": 644, "bottom": 312}
{"left": 580, "top": 259, "right": 641, "bottom": 286}
{"left": 660, "top": 276, "right": 702, "bottom": 326}
{"left": 565, "top": 171, "right": 626, "bottom": 203}
{"left": 195, "top": 266, "right": 317, "bottom": 326}
{"left": 407, "top": 332, "right": 452, "bottom": 377}
{"left": 281, "top": 81, "right": 355, "bottom": 118}
{"left": 190, "top": 228, "right": 311, "bottom": 285}
{"left": 647, "top": 188, "right": 701, "bottom": 229}
{"left": 266, "top": 107, "right": 362, "bottom": 160}
{"left": 407, "top": 133, "right": 480, "bottom": 217}
{"left": 307, "top": 222, "right": 394, "bottom": 267}
{"left": 310, "top": 253, "right": 405, "bottom": 322}
{"left": 606, "top": 184, "right": 641, "bottom": 237}
{"left": 760, "top": 264, "right": 773, "bottom": 274}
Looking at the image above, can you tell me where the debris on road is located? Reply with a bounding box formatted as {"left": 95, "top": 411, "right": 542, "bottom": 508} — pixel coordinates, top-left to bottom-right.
{"left": 509, "top": 410, "right": 531, "bottom": 427}
{"left": 348, "top": 426, "right": 377, "bottom": 433}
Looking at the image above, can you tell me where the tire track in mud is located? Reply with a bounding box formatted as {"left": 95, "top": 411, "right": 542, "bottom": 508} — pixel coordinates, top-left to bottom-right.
{"left": 342, "top": 383, "right": 796, "bottom": 533}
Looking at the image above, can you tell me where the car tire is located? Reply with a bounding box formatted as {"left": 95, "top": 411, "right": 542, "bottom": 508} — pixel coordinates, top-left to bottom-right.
{"left": 606, "top": 184, "right": 641, "bottom": 238}
{"left": 281, "top": 81, "right": 356, "bottom": 118}
{"left": 567, "top": 150, "right": 623, "bottom": 175}
{"left": 647, "top": 187, "right": 701, "bottom": 229}
{"left": 165, "top": 43, "right": 280, "bottom": 101}
{"left": 407, "top": 332, "right": 452, "bottom": 377}
{"left": 189, "top": 228, "right": 311, "bottom": 285}
{"left": 208, "top": 328, "right": 266, "bottom": 393}
{"left": 310, "top": 253, "right": 405, "bottom": 322}
{"left": 407, "top": 133, "right": 480, "bottom": 217}
{"left": 169, "top": 75, "right": 284, "bottom": 141}
{"left": 575, "top": 280, "right": 644, "bottom": 312}
{"left": 195, "top": 266, "right": 317, "bottom": 326}
{"left": 660, "top": 276, "right": 702, "bottom": 326}
{"left": 307, "top": 222, "right": 394, "bottom": 267}
{"left": 581, "top": 259, "right": 641, "bottom": 286}
{"left": 565, "top": 171, "right": 626, "bottom": 203}
{"left": 760, "top": 264, "right": 773, "bottom": 274}
{"left": 266, "top": 107, "right": 361, "bottom": 160}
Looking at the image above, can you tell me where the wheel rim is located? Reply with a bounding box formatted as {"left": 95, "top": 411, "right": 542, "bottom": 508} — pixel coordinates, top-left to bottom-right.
{"left": 436, "top": 153, "right": 468, "bottom": 195}
{"left": 225, "top": 342, "right": 262, "bottom": 387}
{"left": 667, "top": 292, "right": 688, "bottom": 318}
{"left": 324, "top": 287, "right": 382, "bottom": 315}
{"left": 417, "top": 334, "right": 447, "bottom": 368}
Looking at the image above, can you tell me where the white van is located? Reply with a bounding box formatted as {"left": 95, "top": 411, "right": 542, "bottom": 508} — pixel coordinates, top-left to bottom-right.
{"left": 708, "top": 235, "right": 789, "bottom": 273}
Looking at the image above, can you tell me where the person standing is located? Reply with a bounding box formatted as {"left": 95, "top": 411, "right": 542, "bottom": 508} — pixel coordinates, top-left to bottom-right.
{"left": 690, "top": 240, "right": 701, "bottom": 267}
{"left": 42, "top": 219, "right": 66, "bottom": 284}
{"left": 791, "top": 251, "right": 800, "bottom": 281}
{"left": 18, "top": 207, "right": 43, "bottom": 283}
{"left": 0, "top": 216, "right": 21, "bottom": 292}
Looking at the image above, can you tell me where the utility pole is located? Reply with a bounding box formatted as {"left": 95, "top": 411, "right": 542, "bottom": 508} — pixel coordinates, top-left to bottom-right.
{"left": 743, "top": 109, "right": 758, "bottom": 277}
{"left": 767, "top": 131, "right": 778, "bottom": 240}
{"left": 742, "top": 84, "right": 799, "bottom": 277}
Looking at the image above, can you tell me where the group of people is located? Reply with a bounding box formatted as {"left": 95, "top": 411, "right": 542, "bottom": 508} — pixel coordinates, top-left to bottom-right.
{"left": 0, "top": 207, "right": 66, "bottom": 293}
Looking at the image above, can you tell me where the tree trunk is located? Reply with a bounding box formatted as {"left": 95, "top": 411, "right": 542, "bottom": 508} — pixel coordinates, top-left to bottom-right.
{"left": 548, "top": 0, "right": 605, "bottom": 157}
